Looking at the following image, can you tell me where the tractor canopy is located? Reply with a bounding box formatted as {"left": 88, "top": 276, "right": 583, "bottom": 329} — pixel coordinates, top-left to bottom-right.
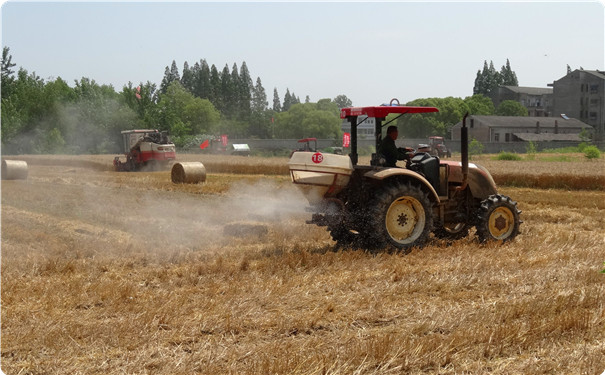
{"left": 298, "top": 137, "right": 317, "bottom": 143}
{"left": 340, "top": 106, "right": 438, "bottom": 119}
{"left": 340, "top": 104, "right": 439, "bottom": 165}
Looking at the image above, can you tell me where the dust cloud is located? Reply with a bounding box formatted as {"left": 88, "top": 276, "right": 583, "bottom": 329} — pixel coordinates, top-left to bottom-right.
{"left": 114, "top": 179, "right": 312, "bottom": 250}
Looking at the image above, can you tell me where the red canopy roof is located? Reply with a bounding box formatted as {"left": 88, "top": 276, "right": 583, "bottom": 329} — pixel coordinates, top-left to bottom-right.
{"left": 340, "top": 106, "right": 439, "bottom": 119}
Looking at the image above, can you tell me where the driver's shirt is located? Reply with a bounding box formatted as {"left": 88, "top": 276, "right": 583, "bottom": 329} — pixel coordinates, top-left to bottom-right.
{"left": 379, "top": 136, "right": 399, "bottom": 167}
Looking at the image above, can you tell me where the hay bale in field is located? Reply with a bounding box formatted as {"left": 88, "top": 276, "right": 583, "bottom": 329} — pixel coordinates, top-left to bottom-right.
{"left": 171, "top": 162, "right": 206, "bottom": 184}
{"left": 223, "top": 222, "right": 269, "bottom": 238}
{"left": 2, "top": 160, "right": 28, "bottom": 180}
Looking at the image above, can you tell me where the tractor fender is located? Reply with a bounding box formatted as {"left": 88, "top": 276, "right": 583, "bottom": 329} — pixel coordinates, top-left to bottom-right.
{"left": 363, "top": 168, "right": 440, "bottom": 203}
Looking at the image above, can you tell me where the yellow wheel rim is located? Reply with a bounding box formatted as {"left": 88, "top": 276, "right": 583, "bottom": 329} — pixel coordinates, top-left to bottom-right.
{"left": 385, "top": 197, "right": 425, "bottom": 244}
{"left": 488, "top": 206, "right": 515, "bottom": 239}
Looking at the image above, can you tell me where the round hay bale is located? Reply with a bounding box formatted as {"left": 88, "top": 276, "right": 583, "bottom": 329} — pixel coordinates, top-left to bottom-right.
{"left": 171, "top": 162, "right": 206, "bottom": 184}
{"left": 2, "top": 160, "right": 28, "bottom": 180}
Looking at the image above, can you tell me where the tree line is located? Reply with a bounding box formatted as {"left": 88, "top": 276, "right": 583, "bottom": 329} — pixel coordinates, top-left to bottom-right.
{"left": 473, "top": 59, "right": 519, "bottom": 96}
{"left": 1, "top": 47, "right": 525, "bottom": 155}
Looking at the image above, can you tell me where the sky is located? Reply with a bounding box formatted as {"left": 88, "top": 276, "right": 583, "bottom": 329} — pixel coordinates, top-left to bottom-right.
{"left": 1, "top": 1, "right": 604, "bottom": 107}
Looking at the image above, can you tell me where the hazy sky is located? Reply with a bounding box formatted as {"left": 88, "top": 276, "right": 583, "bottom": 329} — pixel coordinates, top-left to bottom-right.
{"left": 2, "top": 1, "right": 604, "bottom": 106}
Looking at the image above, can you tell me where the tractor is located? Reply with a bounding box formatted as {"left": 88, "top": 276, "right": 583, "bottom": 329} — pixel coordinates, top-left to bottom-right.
{"left": 288, "top": 100, "right": 521, "bottom": 252}
{"left": 290, "top": 138, "right": 318, "bottom": 157}
{"left": 114, "top": 129, "right": 176, "bottom": 171}
{"left": 424, "top": 136, "right": 451, "bottom": 158}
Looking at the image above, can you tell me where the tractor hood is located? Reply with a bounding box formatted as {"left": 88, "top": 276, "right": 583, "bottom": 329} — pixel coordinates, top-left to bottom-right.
{"left": 442, "top": 160, "right": 498, "bottom": 199}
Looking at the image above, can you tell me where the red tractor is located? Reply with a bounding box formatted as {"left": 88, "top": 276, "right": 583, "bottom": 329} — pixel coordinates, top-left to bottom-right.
{"left": 425, "top": 136, "right": 451, "bottom": 158}
{"left": 290, "top": 138, "right": 317, "bottom": 158}
{"left": 113, "top": 129, "right": 176, "bottom": 171}
{"left": 288, "top": 101, "right": 521, "bottom": 252}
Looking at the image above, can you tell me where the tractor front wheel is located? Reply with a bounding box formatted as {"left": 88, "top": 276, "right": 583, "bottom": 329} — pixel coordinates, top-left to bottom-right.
{"left": 476, "top": 194, "right": 521, "bottom": 243}
{"left": 367, "top": 183, "right": 433, "bottom": 253}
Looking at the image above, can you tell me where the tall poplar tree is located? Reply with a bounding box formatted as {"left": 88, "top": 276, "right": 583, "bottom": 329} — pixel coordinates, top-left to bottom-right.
{"left": 1, "top": 47, "right": 16, "bottom": 93}
{"left": 160, "top": 60, "right": 180, "bottom": 94}
{"left": 283, "top": 88, "right": 293, "bottom": 111}
{"left": 499, "top": 59, "right": 519, "bottom": 86}
{"left": 209, "top": 64, "right": 221, "bottom": 109}
{"left": 238, "top": 61, "right": 253, "bottom": 120}
{"left": 473, "top": 59, "right": 518, "bottom": 95}
{"left": 251, "top": 77, "right": 267, "bottom": 112}
{"left": 197, "top": 59, "right": 211, "bottom": 99}
{"left": 220, "top": 64, "right": 233, "bottom": 115}
{"left": 272, "top": 88, "right": 281, "bottom": 112}
{"left": 181, "top": 61, "right": 194, "bottom": 93}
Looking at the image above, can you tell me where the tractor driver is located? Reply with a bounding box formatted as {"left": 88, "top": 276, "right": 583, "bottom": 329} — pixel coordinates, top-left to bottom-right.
{"left": 379, "top": 125, "right": 411, "bottom": 167}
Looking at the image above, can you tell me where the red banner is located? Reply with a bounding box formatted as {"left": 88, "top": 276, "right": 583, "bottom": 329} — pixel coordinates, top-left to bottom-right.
{"left": 343, "top": 132, "right": 351, "bottom": 148}
{"left": 221, "top": 135, "right": 228, "bottom": 147}
{"left": 199, "top": 139, "right": 209, "bottom": 149}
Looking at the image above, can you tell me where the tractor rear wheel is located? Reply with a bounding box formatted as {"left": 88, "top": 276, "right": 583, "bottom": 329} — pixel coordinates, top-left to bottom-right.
{"left": 476, "top": 194, "right": 521, "bottom": 242}
{"left": 367, "top": 183, "right": 433, "bottom": 253}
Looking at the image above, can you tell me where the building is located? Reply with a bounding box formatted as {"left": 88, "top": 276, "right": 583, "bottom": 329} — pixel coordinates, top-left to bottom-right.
{"left": 451, "top": 115, "right": 592, "bottom": 143}
{"left": 488, "top": 86, "right": 553, "bottom": 117}
{"left": 550, "top": 69, "right": 605, "bottom": 141}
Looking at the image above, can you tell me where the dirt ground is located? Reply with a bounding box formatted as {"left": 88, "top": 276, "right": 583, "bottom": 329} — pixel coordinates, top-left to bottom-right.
{"left": 1, "top": 157, "right": 604, "bottom": 374}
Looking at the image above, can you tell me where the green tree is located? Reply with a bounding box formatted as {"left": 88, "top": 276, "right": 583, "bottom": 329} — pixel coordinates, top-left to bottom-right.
{"left": 181, "top": 61, "right": 194, "bottom": 93}
{"left": 194, "top": 59, "right": 211, "bottom": 100}
{"left": 249, "top": 77, "right": 270, "bottom": 138}
{"left": 209, "top": 64, "right": 221, "bottom": 106}
{"left": 159, "top": 60, "right": 180, "bottom": 94}
{"left": 219, "top": 64, "right": 234, "bottom": 115}
{"left": 1, "top": 46, "right": 16, "bottom": 96}
{"left": 500, "top": 59, "right": 519, "bottom": 86}
{"left": 157, "top": 81, "right": 220, "bottom": 139}
{"left": 229, "top": 63, "right": 241, "bottom": 118}
{"left": 496, "top": 100, "right": 528, "bottom": 116}
{"left": 463, "top": 94, "right": 495, "bottom": 115}
{"left": 121, "top": 81, "right": 160, "bottom": 128}
{"left": 273, "top": 102, "right": 341, "bottom": 139}
{"left": 69, "top": 77, "right": 134, "bottom": 153}
{"left": 251, "top": 77, "right": 267, "bottom": 113}
{"left": 333, "top": 94, "right": 352, "bottom": 109}
{"left": 399, "top": 97, "right": 469, "bottom": 138}
{"left": 237, "top": 61, "right": 253, "bottom": 121}
{"left": 474, "top": 59, "right": 518, "bottom": 95}
{"left": 272, "top": 88, "right": 281, "bottom": 112}
{"left": 183, "top": 97, "right": 220, "bottom": 135}
{"left": 469, "top": 137, "right": 484, "bottom": 159}
{"left": 283, "top": 88, "right": 293, "bottom": 112}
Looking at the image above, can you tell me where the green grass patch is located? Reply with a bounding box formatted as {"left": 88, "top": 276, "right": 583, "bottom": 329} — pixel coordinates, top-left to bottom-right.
{"left": 494, "top": 152, "right": 523, "bottom": 161}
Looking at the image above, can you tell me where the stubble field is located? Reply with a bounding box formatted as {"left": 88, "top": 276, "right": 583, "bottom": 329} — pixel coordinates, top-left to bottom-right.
{"left": 1, "top": 154, "right": 604, "bottom": 374}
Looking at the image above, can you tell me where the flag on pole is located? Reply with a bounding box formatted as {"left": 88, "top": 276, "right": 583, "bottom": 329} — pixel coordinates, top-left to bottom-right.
{"left": 343, "top": 132, "right": 351, "bottom": 148}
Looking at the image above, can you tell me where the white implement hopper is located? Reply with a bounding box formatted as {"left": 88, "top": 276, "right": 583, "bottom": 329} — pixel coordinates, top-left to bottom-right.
{"left": 288, "top": 151, "right": 353, "bottom": 205}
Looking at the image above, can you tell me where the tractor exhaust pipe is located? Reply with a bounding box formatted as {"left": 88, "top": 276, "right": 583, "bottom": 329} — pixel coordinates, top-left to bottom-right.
{"left": 458, "top": 113, "right": 469, "bottom": 191}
